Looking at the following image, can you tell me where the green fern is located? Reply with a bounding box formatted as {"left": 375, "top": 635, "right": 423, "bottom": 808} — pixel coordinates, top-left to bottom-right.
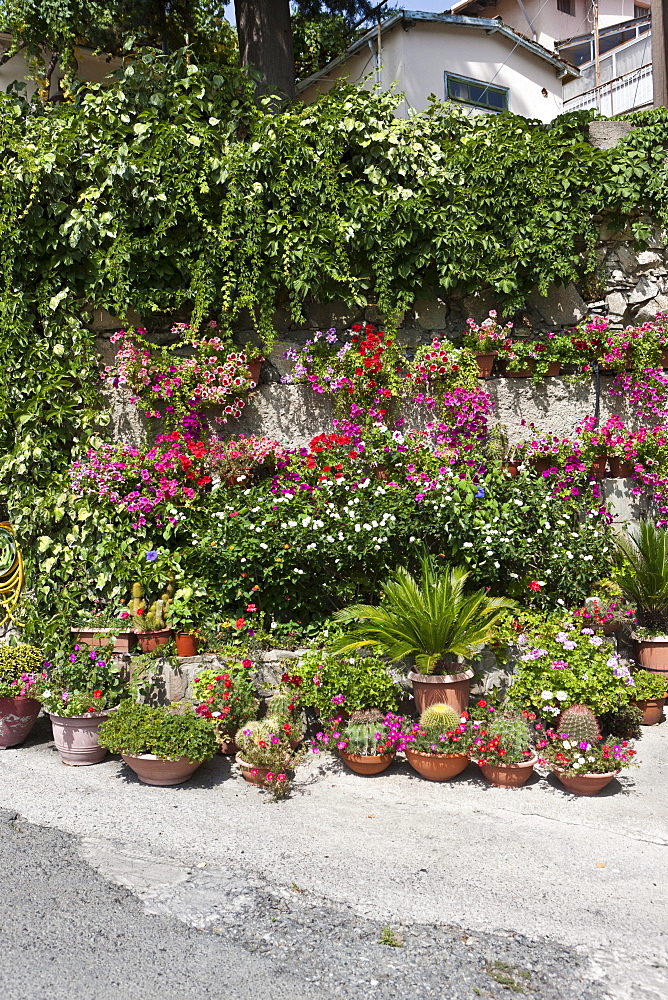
{"left": 331, "top": 556, "right": 515, "bottom": 674}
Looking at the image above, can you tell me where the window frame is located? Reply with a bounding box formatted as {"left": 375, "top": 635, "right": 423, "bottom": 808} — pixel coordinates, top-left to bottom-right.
{"left": 557, "top": 0, "right": 576, "bottom": 15}
{"left": 444, "top": 72, "right": 510, "bottom": 112}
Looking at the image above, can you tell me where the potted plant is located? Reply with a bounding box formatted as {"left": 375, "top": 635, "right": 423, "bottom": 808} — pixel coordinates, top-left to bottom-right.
{"left": 311, "top": 709, "right": 404, "bottom": 776}
{"left": 283, "top": 650, "right": 400, "bottom": 719}
{"left": 462, "top": 311, "right": 514, "bottom": 377}
{"left": 127, "top": 581, "right": 174, "bottom": 652}
{"left": 70, "top": 605, "right": 137, "bottom": 653}
{"left": 616, "top": 520, "right": 668, "bottom": 677}
{"left": 404, "top": 703, "right": 471, "bottom": 781}
{"left": 168, "top": 587, "right": 201, "bottom": 657}
{"left": 234, "top": 718, "right": 297, "bottom": 797}
{"left": 98, "top": 701, "right": 218, "bottom": 785}
{"left": 539, "top": 704, "right": 636, "bottom": 795}
{"left": 34, "top": 645, "right": 126, "bottom": 765}
{"left": 192, "top": 663, "right": 258, "bottom": 753}
{"left": 630, "top": 669, "right": 668, "bottom": 725}
{"left": 209, "top": 435, "right": 284, "bottom": 487}
{"left": 471, "top": 706, "right": 537, "bottom": 788}
{"left": 0, "top": 643, "right": 45, "bottom": 749}
{"left": 483, "top": 424, "right": 520, "bottom": 477}
{"left": 332, "top": 555, "right": 515, "bottom": 714}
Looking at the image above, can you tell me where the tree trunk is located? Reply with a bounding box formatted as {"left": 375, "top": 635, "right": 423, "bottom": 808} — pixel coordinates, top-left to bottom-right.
{"left": 235, "top": 0, "right": 295, "bottom": 104}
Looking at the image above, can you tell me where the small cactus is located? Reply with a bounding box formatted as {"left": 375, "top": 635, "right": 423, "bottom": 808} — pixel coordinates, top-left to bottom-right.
{"left": 345, "top": 721, "right": 384, "bottom": 756}
{"left": 487, "top": 710, "right": 532, "bottom": 756}
{"left": 128, "top": 582, "right": 147, "bottom": 628}
{"left": 420, "top": 703, "right": 460, "bottom": 732}
{"left": 557, "top": 704, "right": 600, "bottom": 745}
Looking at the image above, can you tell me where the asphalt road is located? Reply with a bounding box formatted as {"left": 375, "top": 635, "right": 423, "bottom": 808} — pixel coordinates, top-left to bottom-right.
{"left": 0, "top": 805, "right": 600, "bottom": 1000}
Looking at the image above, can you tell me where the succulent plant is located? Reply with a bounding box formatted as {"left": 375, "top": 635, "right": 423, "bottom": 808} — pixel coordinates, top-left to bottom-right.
{"left": 420, "top": 703, "right": 460, "bottom": 732}
{"left": 127, "top": 582, "right": 147, "bottom": 628}
{"left": 557, "top": 703, "right": 601, "bottom": 744}
{"left": 344, "top": 721, "right": 384, "bottom": 756}
{"left": 487, "top": 710, "right": 533, "bottom": 757}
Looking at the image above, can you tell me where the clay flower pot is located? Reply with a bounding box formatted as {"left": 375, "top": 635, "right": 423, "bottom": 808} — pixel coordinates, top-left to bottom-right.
{"left": 0, "top": 696, "right": 41, "bottom": 749}
{"left": 480, "top": 753, "right": 537, "bottom": 788}
{"left": 405, "top": 748, "right": 469, "bottom": 782}
{"left": 49, "top": 711, "right": 112, "bottom": 766}
{"left": 339, "top": 750, "right": 394, "bottom": 775}
{"left": 474, "top": 352, "right": 496, "bottom": 377}
{"left": 545, "top": 362, "right": 561, "bottom": 377}
{"left": 70, "top": 628, "right": 137, "bottom": 653}
{"left": 174, "top": 633, "right": 198, "bottom": 657}
{"left": 635, "top": 636, "right": 668, "bottom": 679}
{"left": 553, "top": 767, "right": 619, "bottom": 795}
{"left": 502, "top": 462, "right": 520, "bottom": 478}
{"left": 236, "top": 754, "right": 271, "bottom": 786}
{"left": 136, "top": 629, "right": 173, "bottom": 653}
{"left": 607, "top": 458, "right": 635, "bottom": 479}
{"left": 246, "top": 359, "right": 263, "bottom": 387}
{"left": 503, "top": 359, "right": 534, "bottom": 378}
{"left": 631, "top": 697, "right": 666, "bottom": 726}
{"left": 531, "top": 456, "right": 555, "bottom": 474}
{"left": 589, "top": 455, "right": 607, "bottom": 479}
{"left": 121, "top": 753, "right": 203, "bottom": 786}
{"left": 408, "top": 667, "right": 473, "bottom": 715}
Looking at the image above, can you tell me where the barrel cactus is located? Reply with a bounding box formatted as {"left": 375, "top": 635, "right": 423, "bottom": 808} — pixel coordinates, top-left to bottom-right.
{"left": 344, "top": 721, "right": 384, "bottom": 756}
{"left": 557, "top": 704, "right": 601, "bottom": 744}
{"left": 420, "top": 703, "right": 461, "bottom": 732}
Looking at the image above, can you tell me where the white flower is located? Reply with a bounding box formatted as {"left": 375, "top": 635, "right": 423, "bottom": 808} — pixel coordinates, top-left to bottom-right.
{"left": 541, "top": 690, "right": 553, "bottom": 700}
{"left": 42, "top": 689, "right": 51, "bottom": 699}
{"left": 556, "top": 691, "right": 568, "bottom": 701}
{"left": 463, "top": 542, "right": 473, "bottom": 548}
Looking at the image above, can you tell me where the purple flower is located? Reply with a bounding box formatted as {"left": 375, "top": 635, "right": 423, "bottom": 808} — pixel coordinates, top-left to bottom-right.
{"left": 562, "top": 640, "right": 577, "bottom": 651}
{"left": 68, "top": 654, "right": 77, "bottom": 663}
{"left": 145, "top": 550, "right": 158, "bottom": 562}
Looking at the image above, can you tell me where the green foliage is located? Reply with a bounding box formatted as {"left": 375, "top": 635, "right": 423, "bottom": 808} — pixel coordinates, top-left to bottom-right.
{"left": 292, "top": 12, "right": 349, "bottom": 80}
{"left": 419, "top": 703, "right": 461, "bottom": 732}
{"left": 599, "top": 703, "right": 642, "bottom": 740}
{"left": 486, "top": 710, "right": 533, "bottom": 762}
{"left": 191, "top": 666, "right": 258, "bottom": 738}
{"left": 34, "top": 643, "right": 125, "bottom": 715}
{"left": 342, "top": 720, "right": 384, "bottom": 755}
{"left": 616, "top": 520, "right": 668, "bottom": 633}
{"left": 289, "top": 649, "right": 400, "bottom": 716}
{"left": 234, "top": 717, "right": 295, "bottom": 771}
{"left": 0, "top": 643, "right": 44, "bottom": 697}
{"left": 332, "top": 556, "right": 516, "bottom": 673}
{"left": 557, "top": 703, "right": 601, "bottom": 743}
{"left": 98, "top": 700, "right": 218, "bottom": 761}
{"left": 630, "top": 669, "right": 668, "bottom": 700}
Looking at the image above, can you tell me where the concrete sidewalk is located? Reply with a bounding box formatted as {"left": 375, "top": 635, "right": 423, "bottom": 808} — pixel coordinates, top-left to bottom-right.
{"left": 0, "top": 714, "right": 666, "bottom": 999}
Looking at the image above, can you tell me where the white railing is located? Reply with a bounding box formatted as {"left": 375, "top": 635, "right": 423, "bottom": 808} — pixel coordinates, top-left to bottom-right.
{"left": 563, "top": 64, "right": 653, "bottom": 115}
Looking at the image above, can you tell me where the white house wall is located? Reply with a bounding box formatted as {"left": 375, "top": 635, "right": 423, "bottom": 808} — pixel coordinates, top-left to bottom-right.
{"left": 0, "top": 36, "right": 119, "bottom": 99}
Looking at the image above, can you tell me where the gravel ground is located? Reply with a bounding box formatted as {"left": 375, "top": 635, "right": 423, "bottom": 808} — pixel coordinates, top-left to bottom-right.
{"left": 0, "top": 807, "right": 599, "bottom": 1000}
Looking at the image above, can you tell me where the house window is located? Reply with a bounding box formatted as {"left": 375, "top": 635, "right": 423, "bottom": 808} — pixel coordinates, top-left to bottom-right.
{"left": 557, "top": 0, "right": 575, "bottom": 14}
{"left": 634, "top": 3, "right": 649, "bottom": 17}
{"left": 445, "top": 73, "right": 509, "bottom": 111}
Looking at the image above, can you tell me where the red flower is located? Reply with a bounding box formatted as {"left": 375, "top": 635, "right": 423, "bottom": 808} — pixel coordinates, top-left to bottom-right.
{"left": 235, "top": 618, "right": 246, "bottom": 629}
{"left": 528, "top": 581, "right": 541, "bottom": 592}
{"left": 136, "top": 607, "right": 145, "bottom": 615}
{"left": 246, "top": 604, "right": 257, "bottom": 613}
{"left": 282, "top": 723, "right": 292, "bottom": 733}
{"left": 93, "top": 690, "right": 103, "bottom": 698}
{"left": 120, "top": 611, "right": 130, "bottom": 619}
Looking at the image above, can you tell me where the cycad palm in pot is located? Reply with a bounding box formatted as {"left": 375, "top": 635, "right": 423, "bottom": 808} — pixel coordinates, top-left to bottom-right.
{"left": 332, "top": 557, "right": 515, "bottom": 714}
{"left": 616, "top": 521, "right": 668, "bottom": 677}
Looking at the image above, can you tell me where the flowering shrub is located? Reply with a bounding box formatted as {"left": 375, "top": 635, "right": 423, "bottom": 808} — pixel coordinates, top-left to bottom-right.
{"left": 505, "top": 616, "right": 635, "bottom": 717}
{"left": 235, "top": 718, "right": 298, "bottom": 797}
{"left": 286, "top": 650, "right": 400, "bottom": 716}
{"left": 538, "top": 729, "right": 636, "bottom": 774}
{"left": 208, "top": 435, "right": 286, "bottom": 485}
{"left": 102, "top": 326, "right": 256, "bottom": 440}
{"left": 0, "top": 644, "right": 45, "bottom": 698}
{"left": 34, "top": 644, "right": 125, "bottom": 716}
{"left": 192, "top": 664, "right": 258, "bottom": 740}
{"left": 462, "top": 310, "right": 514, "bottom": 354}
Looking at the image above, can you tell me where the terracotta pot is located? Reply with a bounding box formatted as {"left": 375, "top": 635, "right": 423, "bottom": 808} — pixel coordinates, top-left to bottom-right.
{"left": 635, "top": 637, "right": 668, "bottom": 679}
{"left": 70, "top": 628, "right": 137, "bottom": 654}
{"left": 217, "top": 737, "right": 238, "bottom": 755}
{"left": 224, "top": 470, "right": 251, "bottom": 487}
{"left": 405, "top": 748, "right": 469, "bottom": 781}
{"left": 339, "top": 750, "right": 394, "bottom": 775}
{"left": 121, "top": 753, "right": 203, "bottom": 786}
{"left": 661, "top": 348, "right": 668, "bottom": 369}
{"left": 49, "top": 711, "right": 112, "bottom": 765}
{"left": 600, "top": 620, "right": 620, "bottom": 636}
{"left": 502, "top": 462, "right": 520, "bottom": 478}
{"left": 553, "top": 767, "right": 619, "bottom": 795}
{"left": 136, "top": 629, "right": 173, "bottom": 653}
{"left": 504, "top": 359, "right": 534, "bottom": 378}
{"left": 480, "top": 753, "right": 537, "bottom": 788}
{"left": 607, "top": 457, "right": 635, "bottom": 478}
{"left": 531, "top": 456, "right": 555, "bottom": 474}
{"left": 631, "top": 697, "right": 666, "bottom": 726}
{"left": 474, "top": 352, "right": 496, "bottom": 377}
{"left": 236, "top": 754, "right": 271, "bottom": 786}
{"left": 545, "top": 362, "right": 561, "bottom": 377}
{"left": 589, "top": 455, "right": 607, "bottom": 478}
{"left": 0, "top": 696, "right": 41, "bottom": 749}
{"left": 246, "top": 359, "right": 263, "bottom": 387}
{"left": 408, "top": 667, "right": 473, "bottom": 715}
{"left": 174, "top": 633, "right": 198, "bottom": 657}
